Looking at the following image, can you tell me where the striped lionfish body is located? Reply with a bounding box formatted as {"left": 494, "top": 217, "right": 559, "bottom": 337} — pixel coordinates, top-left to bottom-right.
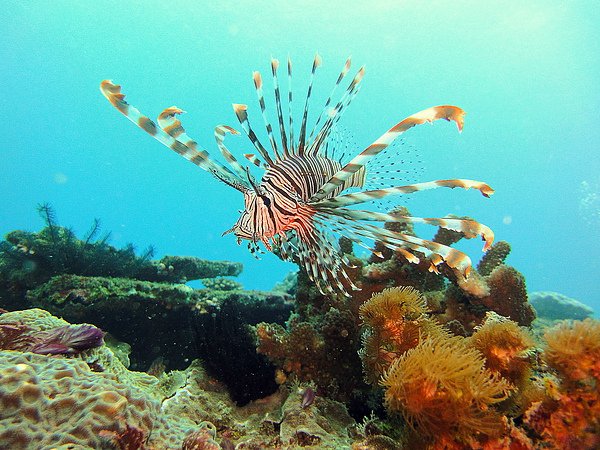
{"left": 100, "top": 55, "right": 495, "bottom": 296}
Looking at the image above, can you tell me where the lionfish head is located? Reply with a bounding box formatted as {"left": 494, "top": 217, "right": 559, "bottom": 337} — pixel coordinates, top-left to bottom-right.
{"left": 223, "top": 188, "right": 276, "bottom": 246}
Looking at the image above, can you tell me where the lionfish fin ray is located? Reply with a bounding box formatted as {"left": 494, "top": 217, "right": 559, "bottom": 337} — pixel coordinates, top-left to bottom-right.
{"left": 233, "top": 103, "right": 274, "bottom": 166}
{"left": 298, "top": 53, "right": 321, "bottom": 155}
{"left": 253, "top": 71, "right": 281, "bottom": 160}
{"left": 313, "top": 179, "right": 494, "bottom": 208}
{"left": 310, "top": 105, "right": 466, "bottom": 202}
{"left": 99, "top": 81, "right": 248, "bottom": 192}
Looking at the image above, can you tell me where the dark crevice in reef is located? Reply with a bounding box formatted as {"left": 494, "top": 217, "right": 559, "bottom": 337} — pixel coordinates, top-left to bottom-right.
{"left": 191, "top": 298, "right": 287, "bottom": 405}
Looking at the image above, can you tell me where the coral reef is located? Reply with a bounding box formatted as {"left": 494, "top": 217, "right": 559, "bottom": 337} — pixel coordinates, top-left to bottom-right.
{"left": 468, "top": 313, "right": 535, "bottom": 386}
{"left": 476, "top": 241, "right": 511, "bottom": 276}
{"left": 0, "top": 205, "right": 242, "bottom": 310}
{"left": 358, "top": 286, "right": 447, "bottom": 384}
{"left": 529, "top": 290, "right": 594, "bottom": 321}
{"left": 380, "top": 336, "right": 511, "bottom": 443}
{"left": 21, "top": 273, "right": 291, "bottom": 371}
{"left": 4, "top": 202, "right": 597, "bottom": 449}
{"left": 0, "top": 308, "right": 358, "bottom": 449}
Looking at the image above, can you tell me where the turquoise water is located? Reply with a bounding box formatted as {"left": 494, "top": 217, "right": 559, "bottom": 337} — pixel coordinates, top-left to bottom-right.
{"left": 2, "top": 1, "right": 599, "bottom": 311}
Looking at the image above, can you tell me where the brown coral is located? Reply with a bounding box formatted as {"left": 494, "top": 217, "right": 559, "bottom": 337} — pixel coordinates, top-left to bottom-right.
{"left": 380, "top": 336, "right": 511, "bottom": 441}
{"left": 481, "top": 266, "right": 535, "bottom": 327}
{"left": 477, "top": 241, "right": 511, "bottom": 276}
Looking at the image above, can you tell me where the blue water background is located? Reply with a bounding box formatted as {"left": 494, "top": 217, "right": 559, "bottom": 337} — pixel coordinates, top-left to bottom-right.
{"left": 2, "top": 1, "right": 599, "bottom": 312}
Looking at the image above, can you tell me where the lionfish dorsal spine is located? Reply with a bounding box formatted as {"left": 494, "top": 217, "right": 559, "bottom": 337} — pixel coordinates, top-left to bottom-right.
{"left": 308, "top": 57, "right": 352, "bottom": 151}
{"left": 233, "top": 103, "right": 274, "bottom": 166}
{"left": 287, "top": 57, "right": 295, "bottom": 152}
{"left": 253, "top": 70, "right": 281, "bottom": 161}
{"left": 310, "top": 65, "right": 365, "bottom": 154}
{"left": 270, "top": 59, "right": 290, "bottom": 157}
{"left": 297, "top": 54, "right": 322, "bottom": 156}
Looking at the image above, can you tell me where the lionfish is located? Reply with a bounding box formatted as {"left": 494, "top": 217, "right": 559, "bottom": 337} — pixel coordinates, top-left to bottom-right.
{"left": 100, "top": 55, "right": 494, "bottom": 296}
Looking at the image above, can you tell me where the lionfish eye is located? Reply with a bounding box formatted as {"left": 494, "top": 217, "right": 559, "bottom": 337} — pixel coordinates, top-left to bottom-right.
{"left": 260, "top": 195, "right": 271, "bottom": 207}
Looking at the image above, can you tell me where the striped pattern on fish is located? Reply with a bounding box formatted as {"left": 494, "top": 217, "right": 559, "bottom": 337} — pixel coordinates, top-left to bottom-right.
{"left": 100, "top": 55, "right": 495, "bottom": 296}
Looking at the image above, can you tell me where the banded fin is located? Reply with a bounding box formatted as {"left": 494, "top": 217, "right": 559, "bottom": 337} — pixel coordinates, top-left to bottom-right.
{"left": 308, "top": 57, "right": 352, "bottom": 146}
{"left": 314, "top": 179, "right": 494, "bottom": 208}
{"left": 253, "top": 71, "right": 281, "bottom": 160}
{"left": 310, "top": 105, "right": 465, "bottom": 202}
{"left": 298, "top": 54, "right": 321, "bottom": 155}
{"left": 270, "top": 59, "right": 290, "bottom": 156}
{"left": 100, "top": 80, "right": 249, "bottom": 192}
{"left": 317, "top": 207, "right": 494, "bottom": 251}
{"left": 233, "top": 103, "right": 274, "bottom": 166}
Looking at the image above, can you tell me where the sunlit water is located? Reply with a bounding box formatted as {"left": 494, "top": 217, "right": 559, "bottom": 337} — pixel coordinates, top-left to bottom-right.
{"left": 2, "top": 1, "right": 599, "bottom": 313}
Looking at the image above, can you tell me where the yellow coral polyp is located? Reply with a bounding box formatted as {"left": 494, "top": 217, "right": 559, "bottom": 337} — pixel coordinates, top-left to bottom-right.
{"left": 469, "top": 314, "right": 534, "bottom": 385}
{"left": 359, "top": 286, "right": 427, "bottom": 326}
{"left": 380, "top": 336, "right": 511, "bottom": 439}
{"left": 543, "top": 318, "right": 600, "bottom": 383}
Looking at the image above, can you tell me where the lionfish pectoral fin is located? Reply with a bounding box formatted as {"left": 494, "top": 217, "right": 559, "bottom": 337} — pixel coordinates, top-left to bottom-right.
{"left": 100, "top": 80, "right": 250, "bottom": 192}
{"left": 310, "top": 105, "right": 466, "bottom": 203}
{"left": 313, "top": 179, "right": 494, "bottom": 209}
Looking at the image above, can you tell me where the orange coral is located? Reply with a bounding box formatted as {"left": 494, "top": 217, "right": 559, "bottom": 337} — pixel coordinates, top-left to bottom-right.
{"left": 469, "top": 313, "right": 534, "bottom": 386}
{"left": 521, "top": 319, "right": 600, "bottom": 449}
{"left": 358, "top": 287, "right": 447, "bottom": 383}
{"left": 543, "top": 318, "right": 600, "bottom": 384}
{"left": 380, "top": 336, "right": 512, "bottom": 441}
{"left": 524, "top": 390, "right": 600, "bottom": 450}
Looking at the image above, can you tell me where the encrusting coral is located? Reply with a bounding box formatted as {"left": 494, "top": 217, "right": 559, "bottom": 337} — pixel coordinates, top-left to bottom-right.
{"left": 380, "top": 335, "right": 512, "bottom": 443}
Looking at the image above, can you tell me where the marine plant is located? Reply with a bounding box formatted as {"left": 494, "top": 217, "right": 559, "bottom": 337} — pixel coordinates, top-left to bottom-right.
{"left": 0, "top": 203, "right": 155, "bottom": 289}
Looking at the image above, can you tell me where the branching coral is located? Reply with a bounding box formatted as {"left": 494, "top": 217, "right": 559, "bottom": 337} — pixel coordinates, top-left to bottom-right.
{"left": 477, "top": 241, "right": 511, "bottom": 276}
{"left": 380, "top": 336, "right": 512, "bottom": 441}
